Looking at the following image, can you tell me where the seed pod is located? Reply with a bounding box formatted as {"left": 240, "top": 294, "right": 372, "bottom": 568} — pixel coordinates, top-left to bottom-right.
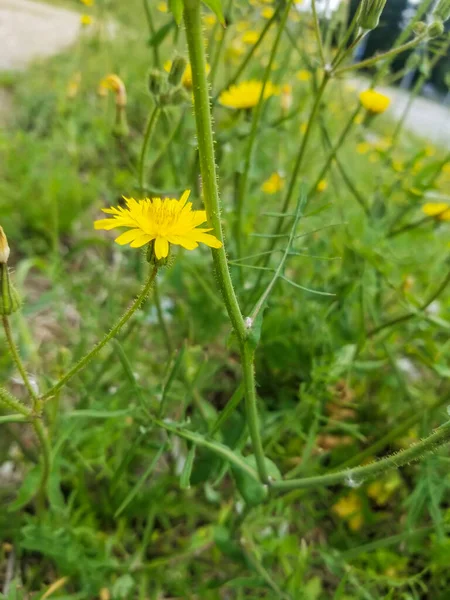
{"left": 168, "top": 56, "right": 187, "bottom": 87}
{"left": 356, "top": 0, "right": 387, "bottom": 31}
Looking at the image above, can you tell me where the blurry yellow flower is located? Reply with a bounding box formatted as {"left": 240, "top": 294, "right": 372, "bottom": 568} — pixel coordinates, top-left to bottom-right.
{"left": 332, "top": 493, "right": 363, "bottom": 532}
{"left": 66, "top": 72, "right": 81, "bottom": 98}
{"left": 356, "top": 142, "right": 371, "bottom": 154}
{"left": 0, "top": 226, "right": 10, "bottom": 264}
{"left": 80, "top": 14, "right": 93, "bottom": 25}
{"left": 316, "top": 179, "right": 328, "bottom": 192}
{"left": 442, "top": 163, "right": 450, "bottom": 176}
{"left": 99, "top": 589, "right": 111, "bottom": 600}
{"left": 98, "top": 74, "right": 127, "bottom": 106}
{"left": 262, "top": 7, "right": 275, "bottom": 18}
{"left": 164, "top": 61, "right": 210, "bottom": 89}
{"left": 157, "top": 1, "right": 168, "bottom": 12}
{"left": 242, "top": 31, "right": 260, "bottom": 44}
{"left": 422, "top": 202, "right": 450, "bottom": 220}
{"left": 80, "top": 0, "right": 94, "bottom": 5}
{"left": 359, "top": 89, "right": 390, "bottom": 114}
{"left": 94, "top": 191, "right": 222, "bottom": 260}
{"left": 262, "top": 172, "right": 284, "bottom": 194}
{"left": 236, "top": 20, "right": 251, "bottom": 32}
{"left": 296, "top": 69, "right": 312, "bottom": 82}
{"left": 203, "top": 14, "right": 217, "bottom": 27}
{"left": 281, "top": 84, "right": 293, "bottom": 112}
{"left": 367, "top": 473, "right": 401, "bottom": 506}
{"left": 219, "top": 80, "right": 278, "bottom": 109}
{"left": 300, "top": 122, "right": 307, "bottom": 134}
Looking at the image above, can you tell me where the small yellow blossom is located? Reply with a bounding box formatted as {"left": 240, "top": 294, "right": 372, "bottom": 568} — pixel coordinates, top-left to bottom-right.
{"left": 98, "top": 74, "right": 127, "bottom": 107}
{"left": 316, "top": 179, "right": 328, "bottom": 193}
{"left": 242, "top": 31, "right": 260, "bottom": 45}
{"left": 422, "top": 202, "right": 450, "bottom": 221}
{"left": 80, "top": 14, "right": 93, "bottom": 26}
{"left": 164, "top": 61, "right": 210, "bottom": 90}
{"left": 80, "top": 0, "right": 94, "bottom": 5}
{"left": 0, "top": 226, "right": 10, "bottom": 264}
{"left": 296, "top": 69, "right": 312, "bottom": 82}
{"left": 367, "top": 473, "right": 401, "bottom": 506}
{"left": 219, "top": 80, "right": 278, "bottom": 110}
{"left": 359, "top": 89, "right": 390, "bottom": 114}
{"left": 262, "top": 173, "right": 284, "bottom": 194}
{"left": 94, "top": 191, "right": 222, "bottom": 260}
{"left": 262, "top": 7, "right": 275, "bottom": 18}
{"left": 356, "top": 142, "right": 371, "bottom": 154}
{"left": 203, "top": 14, "right": 217, "bottom": 27}
{"left": 66, "top": 72, "right": 81, "bottom": 98}
{"left": 332, "top": 493, "right": 363, "bottom": 532}
{"left": 157, "top": 1, "right": 168, "bottom": 12}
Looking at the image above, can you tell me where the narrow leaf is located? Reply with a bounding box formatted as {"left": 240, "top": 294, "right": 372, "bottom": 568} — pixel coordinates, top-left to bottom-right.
{"left": 202, "top": 0, "right": 225, "bottom": 25}
{"left": 280, "top": 275, "right": 335, "bottom": 297}
{"left": 169, "top": 0, "right": 183, "bottom": 24}
{"left": 180, "top": 444, "right": 196, "bottom": 489}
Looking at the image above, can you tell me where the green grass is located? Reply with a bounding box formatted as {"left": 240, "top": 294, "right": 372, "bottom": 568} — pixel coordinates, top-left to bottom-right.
{"left": 1, "top": 1, "right": 450, "bottom": 598}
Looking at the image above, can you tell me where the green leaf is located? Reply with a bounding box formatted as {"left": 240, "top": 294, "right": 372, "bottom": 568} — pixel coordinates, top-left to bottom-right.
{"left": 148, "top": 21, "right": 175, "bottom": 48}
{"left": 213, "top": 526, "right": 245, "bottom": 561}
{"left": 169, "top": 0, "right": 184, "bottom": 24}
{"left": 180, "top": 443, "right": 196, "bottom": 489}
{"left": 9, "top": 466, "right": 41, "bottom": 511}
{"left": 231, "top": 455, "right": 281, "bottom": 507}
{"left": 202, "top": 0, "right": 225, "bottom": 25}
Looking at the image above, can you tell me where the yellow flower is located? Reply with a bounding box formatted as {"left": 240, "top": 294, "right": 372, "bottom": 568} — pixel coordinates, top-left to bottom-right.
{"left": 367, "top": 473, "right": 401, "bottom": 506}
{"left": 262, "top": 7, "right": 275, "bottom": 18}
{"left": 203, "top": 14, "right": 217, "bottom": 27}
{"left": 262, "top": 173, "right": 284, "bottom": 194}
{"left": 157, "top": 1, "right": 168, "bottom": 12}
{"left": 422, "top": 202, "right": 450, "bottom": 221}
{"left": 0, "top": 226, "right": 10, "bottom": 264}
{"left": 359, "top": 89, "right": 390, "bottom": 114}
{"left": 332, "top": 493, "right": 363, "bottom": 532}
{"left": 94, "top": 191, "right": 222, "bottom": 260}
{"left": 356, "top": 142, "right": 371, "bottom": 154}
{"left": 219, "top": 80, "right": 278, "bottom": 110}
{"left": 80, "top": 0, "right": 94, "bottom": 5}
{"left": 80, "top": 14, "right": 93, "bottom": 25}
{"left": 316, "top": 179, "right": 328, "bottom": 192}
{"left": 242, "top": 31, "right": 260, "bottom": 45}
{"left": 296, "top": 69, "right": 312, "bottom": 82}
{"left": 164, "top": 61, "right": 210, "bottom": 90}
{"left": 98, "top": 74, "right": 127, "bottom": 106}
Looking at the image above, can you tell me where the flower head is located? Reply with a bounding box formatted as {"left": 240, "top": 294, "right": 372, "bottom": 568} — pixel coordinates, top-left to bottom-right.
{"left": 164, "top": 61, "right": 210, "bottom": 90}
{"left": 422, "top": 202, "right": 450, "bottom": 221}
{"left": 261, "top": 173, "right": 284, "bottom": 194}
{"left": 219, "top": 80, "right": 278, "bottom": 110}
{"left": 80, "top": 14, "right": 93, "bottom": 26}
{"left": 242, "top": 31, "right": 260, "bottom": 45}
{"left": 316, "top": 179, "right": 328, "bottom": 193}
{"left": 80, "top": 0, "right": 94, "bottom": 5}
{"left": 296, "top": 69, "right": 312, "bottom": 82}
{"left": 94, "top": 191, "right": 222, "bottom": 261}
{"left": 0, "top": 226, "right": 10, "bottom": 264}
{"left": 359, "top": 89, "right": 390, "bottom": 114}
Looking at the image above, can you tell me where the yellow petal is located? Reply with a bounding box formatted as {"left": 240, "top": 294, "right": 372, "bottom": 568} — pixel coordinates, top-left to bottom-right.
{"left": 114, "top": 229, "right": 144, "bottom": 245}
{"left": 129, "top": 234, "right": 152, "bottom": 248}
{"left": 94, "top": 219, "right": 121, "bottom": 231}
{"left": 155, "top": 237, "right": 169, "bottom": 258}
{"left": 194, "top": 233, "right": 222, "bottom": 248}
{"left": 179, "top": 189, "right": 191, "bottom": 207}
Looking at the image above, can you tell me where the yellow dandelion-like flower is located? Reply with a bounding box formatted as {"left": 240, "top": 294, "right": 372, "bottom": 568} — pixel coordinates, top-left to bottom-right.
{"left": 296, "top": 69, "right": 312, "bottom": 82}
{"left": 94, "top": 191, "right": 222, "bottom": 260}
{"left": 219, "top": 80, "right": 278, "bottom": 110}
{"left": 80, "top": 0, "right": 94, "bottom": 5}
{"left": 242, "top": 31, "right": 260, "bottom": 45}
{"left": 98, "top": 74, "right": 127, "bottom": 106}
{"left": 332, "top": 493, "right": 363, "bottom": 532}
{"left": 316, "top": 179, "right": 328, "bottom": 192}
{"left": 203, "top": 13, "right": 217, "bottom": 27}
{"left": 356, "top": 142, "right": 371, "bottom": 154}
{"left": 261, "top": 173, "right": 284, "bottom": 194}
{"left": 262, "top": 7, "right": 275, "bottom": 18}
{"left": 157, "top": 1, "right": 168, "bottom": 12}
{"left": 422, "top": 202, "right": 450, "bottom": 221}
{"left": 359, "top": 89, "right": 390, "bottom": 114}
{"left": 80, "top": 14, "right": 93, "bottom": 25}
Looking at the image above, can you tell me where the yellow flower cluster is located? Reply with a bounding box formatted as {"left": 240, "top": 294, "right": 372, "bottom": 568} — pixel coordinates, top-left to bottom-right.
{"left": 359, "top": 89, "right": 390, "bottom": 114}
{"left": 422, "top": 203, "right": 450, "bottom": 220}
{"left": 219, "top": 80, "right": 279, "bottom": 110}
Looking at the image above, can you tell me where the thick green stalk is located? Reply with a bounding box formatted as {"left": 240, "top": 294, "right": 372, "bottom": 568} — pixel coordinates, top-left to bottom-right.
{"left": 184, "top": 0, "right": 268, "bottom": 482}
{"left": 42, "top": 267, "right": 158, "bottom": 400}
{"left": 271, "top": 420, "right": 450, "bottom": 492}
{"left": 139, "top": 106, "right": 161, "bottom": 193}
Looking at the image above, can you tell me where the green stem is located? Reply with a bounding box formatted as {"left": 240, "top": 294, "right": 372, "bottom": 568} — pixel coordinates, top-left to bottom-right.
{"left": 33, "top": 418, "right": 52, "bottom": 505}
{"left": 335, "top": 35, "right": 425, "bottom": 76}
{"left": 271, "top": 420, "right": 450, "bottom": 492}
{"left": 184, "top": 0, "right": 268, "bottom": 483}
{"left": 42, "top": 267, "right": 158, "bottom": 401}
{"left": 2, "top": 315, "right": 39, "bottom": 410}
{"left": 236, "top": 0, "right": 293, "bottom": 258}
{"left": 154, "top": 279, "right": 173, "bottom": 354}
{"left": 0, "top": 387, "right": 31, "bottom": 417}
{"left": 143, "top": 0, "right": 160, "bottom": 67}
{"left": 139, "top": 106, "right": 161, "bottom": 193}
{"left": 311, "top": 0, "right": 326, "bottom": 67}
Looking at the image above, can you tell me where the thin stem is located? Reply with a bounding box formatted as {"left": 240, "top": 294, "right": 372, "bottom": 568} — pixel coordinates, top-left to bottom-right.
{"left": 2, "top": 315, "right": 39, "bottom": 409}
{"left": 0, "top": 387, "right": 31, "bottom": 417}
{"left": 33, "top": 418, "right": 52, "bottom": 505}
{"left": 42, "top": 266, "right": 158, "bottom": 401}
{"left": 139, "top": 106, "right": 161, "bottom": 193}
{"left": 271, "top": 420, "right": 450, "bottom": 492}
{"left": 154, "top": 279, "right": 173, "bottom": 354}
{"left": 335, "top": 35, "right": 425, "bottom": 76}
{"left": 311, "top": 0, "right": 326, "bottom": 67}
{"left": 143, "top": 0, "right": 160, "bottom": 67}
{"left": 367, "top": 269, "right": 450, "bottom": 338}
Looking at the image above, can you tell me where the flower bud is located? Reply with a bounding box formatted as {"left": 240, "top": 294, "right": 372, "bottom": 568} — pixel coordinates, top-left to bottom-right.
{"left": 0, "top": 228, "right": 21, "bottom": 316}
{"left": 148, "top": 69, "right": 166, "bottom": 97}
{"left": 412, "top": 21, "right": 427, "bottom": 36}
{"left": 356, "top": 0, "right": 387, "bottom": 31}
{"left": 432, "top": 0, "right": 450, "bottom": 23}
{"left": 168, "top": 56, "right": 188, "bottom": 87}
{"left": 146, "top": 240, "right": 170, "bottom": 267}
{"left": 428, "top": 20, "right": 445, "bottom": 38}
{"left": 113, "top": 107, "right": 130, "bottom": 138}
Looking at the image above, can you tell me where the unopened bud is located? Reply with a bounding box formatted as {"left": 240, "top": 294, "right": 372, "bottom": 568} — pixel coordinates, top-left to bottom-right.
{"left": 148, "top": 69, "right": 166, "bottom": 97}
{"left": 98, "top": 74, "right": 127, "bottom": 107}
{"left": 113, "top": 106, "right": 129, "bottom": 138}
{"left": 146, "top": 240, "right": 170, "bottom": 267}
{"left": 432, "top": 0, "right": 450, "bottom": 23}
{"left": 356, "top": 0, "right": 387, "bottom": 31}
{"left": 412, "top": 21, "right": 427, "bottom": 36}
{"left": 163, "top": 87, "right": 190, "bottom": 106}
{"left": 0, "top": 264, "right": 21, "bottom": 317}
{"left": 0, "top": 227, "right": 10, "bottom": 264}
{"left": 428, "top": 20, "right": 445, "bottom": 38}
{"left": 168, "top": 56, "right": 187, "bottom": 87}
